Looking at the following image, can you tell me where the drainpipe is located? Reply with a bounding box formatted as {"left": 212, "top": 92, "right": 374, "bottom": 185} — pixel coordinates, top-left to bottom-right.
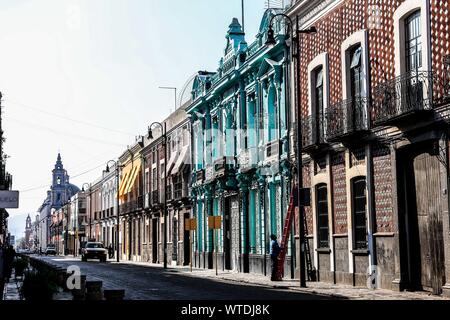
{"left": 366, "top": 143, "right": 377, "bottom": 280}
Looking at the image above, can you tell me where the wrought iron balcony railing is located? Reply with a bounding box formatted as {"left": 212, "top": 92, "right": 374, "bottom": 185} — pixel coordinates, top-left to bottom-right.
{"left": 372, "top": 71, "right": 436, "bottom": 125}
{"left": 119, "top": 199, "right": 140, "bottom": 214}
{"left": 326, "top": 97, "right": 369, "bottom": 141}
{"left": 301, "top": 114, "right": 326, "bottom": 150}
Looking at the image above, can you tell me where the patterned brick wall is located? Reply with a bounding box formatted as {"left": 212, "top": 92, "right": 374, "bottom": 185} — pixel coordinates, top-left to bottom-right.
{"left": 332, "top": 152, "right": 347, "bottom": 234}
{"left": 431, "top": 0, "right": 450, "bottom": 101}
{"left": 373, "top": 144, "right": 394, "bottom": 233}
{"left": 297, "top": 0, "right": 450, "bottom": 117}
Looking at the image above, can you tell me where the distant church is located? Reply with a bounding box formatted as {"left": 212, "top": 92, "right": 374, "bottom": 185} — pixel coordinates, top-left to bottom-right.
{"left": 25, "top": 214, "right": 32, "bottom": 247}
{"left": 37, "top": 153, "right": 79, "bottom": 248}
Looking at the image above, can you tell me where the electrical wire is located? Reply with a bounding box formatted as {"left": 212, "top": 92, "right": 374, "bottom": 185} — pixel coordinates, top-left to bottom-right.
{"left": 5, "top": 98, "right": 137, "bottom": 137}
{"left": 20, "top": 162, "right": 108, "bottom": 193}
{"left": 7, "top": 116, "right": 128, "bottom": 147}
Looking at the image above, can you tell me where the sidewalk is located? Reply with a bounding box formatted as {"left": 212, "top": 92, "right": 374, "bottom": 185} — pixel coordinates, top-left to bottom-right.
{"left": 2, "top": 272, "right": 23, "bottom": 301}
{"left": 117, "top": 260, "right": 449, "bottom": 300}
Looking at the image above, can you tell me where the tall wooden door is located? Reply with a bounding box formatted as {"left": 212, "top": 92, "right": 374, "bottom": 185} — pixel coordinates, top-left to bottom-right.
{"left": 402, "top": 143, "right": 445, "bottom": 294}
{"left": 152, "top": 219, "right": 158, "bottom": 263}
{"left": 184, "top": 212, "right": 190, "bottom": 266}
{"left": 230, "top": 196, "right": 240, "bottom": 271}
{"left": 224, "top": 198, "right": 231, "bottom": 270}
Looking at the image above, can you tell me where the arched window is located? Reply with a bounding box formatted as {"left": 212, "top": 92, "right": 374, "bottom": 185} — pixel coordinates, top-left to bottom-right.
{"left": 313, "top": 67, "right": 325, "bottom": 141}
{"left": 352, "top": 177, "right": 368, "bottom": 250}
{"left": 405, "top": 10, "right": 422, "bottom": 72}
{"left": 316, "top": 184, "right": 329, "bottom": 248}
{"left": 350, "top": 45, "right": 363, "bottom": 99}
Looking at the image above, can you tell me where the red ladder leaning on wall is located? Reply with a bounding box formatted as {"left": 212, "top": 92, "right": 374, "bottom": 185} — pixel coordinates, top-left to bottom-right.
{"left": 274, "top": 186, "right": 297, "bottom": 281}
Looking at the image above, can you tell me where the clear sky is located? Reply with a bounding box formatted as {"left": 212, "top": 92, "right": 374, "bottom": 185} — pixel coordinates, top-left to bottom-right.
{"left": 0, "top": 0, "right": 271, "bottom": 239}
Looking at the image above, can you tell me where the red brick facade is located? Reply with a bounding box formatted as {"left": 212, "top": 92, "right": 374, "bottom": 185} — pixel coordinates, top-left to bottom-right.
{"left": 332, "top": 152, "right": 347, "bottom": 234}
{"left": 373, "top": 144, "right": 394, "bottom": 233}
{"left": 289, "top": 0, "right": 450, "bottom": 292}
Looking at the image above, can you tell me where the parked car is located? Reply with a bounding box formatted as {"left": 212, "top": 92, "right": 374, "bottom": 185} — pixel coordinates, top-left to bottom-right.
{"left": 81, "top": 242, "right": 107, "bottom": 262}
{"left": 45, "top": 245, "right": 57, "bottom": 255}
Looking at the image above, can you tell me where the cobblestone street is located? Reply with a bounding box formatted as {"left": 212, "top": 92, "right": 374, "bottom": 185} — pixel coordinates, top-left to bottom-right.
{"left": 26, "top": 255, "right": 449, "bottom": 301}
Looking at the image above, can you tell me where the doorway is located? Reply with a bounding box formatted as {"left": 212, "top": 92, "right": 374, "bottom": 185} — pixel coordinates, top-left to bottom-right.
{"left": 398, "top": 141, "right": 445, "bottom": 294}
{"left": 152, "top": 218, "right": 158, "bottom": 263}
{"left": 224, "top": 198, "right": 231, "bottom": 270}
{"left": 184, "top": 212, "right": 190, "bottom": 266}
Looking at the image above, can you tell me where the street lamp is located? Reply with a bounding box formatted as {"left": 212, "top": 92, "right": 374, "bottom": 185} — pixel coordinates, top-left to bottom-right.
{"left": 105, "top": 160, "right": 123, "bottom": 262}
{"left": 159, "top": 86, "right": 177, "bottom": 111}
{"left": 266, "top": 13, "right": 316, "bottom": 288}
{"left": 81, "top": 183, "right": 91, "bottom": 241}
{"left": 148, "top": 121, "right": 168, "bottom": 269}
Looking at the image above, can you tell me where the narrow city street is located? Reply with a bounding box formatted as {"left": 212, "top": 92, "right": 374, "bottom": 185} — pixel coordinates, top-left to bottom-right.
{"left": 33, "top": 255, "right": 334, "bottom": 300}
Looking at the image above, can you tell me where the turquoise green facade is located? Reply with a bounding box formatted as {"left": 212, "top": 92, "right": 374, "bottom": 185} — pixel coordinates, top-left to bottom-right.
{"left": 187, "top": 9, "right": 294, "bottom": 275}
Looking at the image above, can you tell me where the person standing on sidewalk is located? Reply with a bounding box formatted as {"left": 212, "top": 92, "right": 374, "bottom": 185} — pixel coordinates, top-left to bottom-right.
{"left": 270, "top": 234, "right": 281, "bottom": 281}
{"left": 108, "top": 244, "right": 113, "bottom": 259}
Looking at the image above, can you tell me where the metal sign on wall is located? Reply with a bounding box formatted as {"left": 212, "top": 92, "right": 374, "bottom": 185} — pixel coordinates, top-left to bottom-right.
{"left": 208, "top": 216, "right": 221, "bottom": 230}
{"left": 0, "top": 190, "right": 19, "bottom": 208}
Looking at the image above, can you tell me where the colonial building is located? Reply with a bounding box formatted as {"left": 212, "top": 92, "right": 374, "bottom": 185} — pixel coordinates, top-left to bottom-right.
{"left": 99, "top": 163, "right": 118, "bottom": 254}
{"left": 117, "top": 138, "right": 144, "bottom": 261}
{"left": 286, "top": 0, "right": 450, "bottom": 295}
{"left": 141, "top": 103, "right": 192, "bottom": 266}
{"left": 187, "top": 10, "right": 295, "bottom": 276}
{"left": 67, "top": 191, "right": 87, "bottom": 255}
{"left": 87, "top": 177, "right": 103, "bottom": 243}
{"left": 36, "top": 153, "right": 79, "bottom": 250}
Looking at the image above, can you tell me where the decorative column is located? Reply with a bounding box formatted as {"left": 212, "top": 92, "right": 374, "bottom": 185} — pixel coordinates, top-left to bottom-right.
{"left": 205, "top": 185, "right": 214, "bottom": 269}
{"left": 257, "top": 172, "right": 267, "bottom": 275}
{"left": 238, "top": 173, "right": 250, "bottom": 273}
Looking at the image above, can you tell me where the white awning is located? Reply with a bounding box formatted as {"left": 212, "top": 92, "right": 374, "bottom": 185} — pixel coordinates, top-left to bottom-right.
{"left": 171, "top": 145, "right": 189, "bottom": 175}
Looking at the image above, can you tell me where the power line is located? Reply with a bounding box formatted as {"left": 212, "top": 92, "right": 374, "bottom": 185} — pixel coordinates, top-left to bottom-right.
{"left": 20, "top": 162, "right": 108, "bottom": 193}
{"left": 7, "top": 116, "right": 127, "bottom": 147}
{"left": 5, "top": 98, "right": 136, "bottom": 137}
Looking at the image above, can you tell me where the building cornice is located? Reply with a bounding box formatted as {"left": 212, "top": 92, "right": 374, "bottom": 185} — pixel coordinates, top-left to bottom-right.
{"left": 287, "top": 0, "right": 343, "bottom": 28}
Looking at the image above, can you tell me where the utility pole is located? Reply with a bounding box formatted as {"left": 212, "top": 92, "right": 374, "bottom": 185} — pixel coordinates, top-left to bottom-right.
{"left": 0, "top": 91, "right": 4, "bottom": 187}
{"left": 241, "top": 0, "right": 245, "bottom": 33}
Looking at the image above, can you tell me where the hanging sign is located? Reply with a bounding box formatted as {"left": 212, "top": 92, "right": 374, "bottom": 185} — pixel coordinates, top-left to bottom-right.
{"left": 0, "top": 191, "right": 19, "bottom": 208}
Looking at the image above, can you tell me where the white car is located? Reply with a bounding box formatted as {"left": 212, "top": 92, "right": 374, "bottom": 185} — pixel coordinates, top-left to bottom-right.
{"left": 45, "top": 246, "right": 57, "bottom": 255}
{"left": 81, "top": 242, "right": 107, "bottom": 262}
